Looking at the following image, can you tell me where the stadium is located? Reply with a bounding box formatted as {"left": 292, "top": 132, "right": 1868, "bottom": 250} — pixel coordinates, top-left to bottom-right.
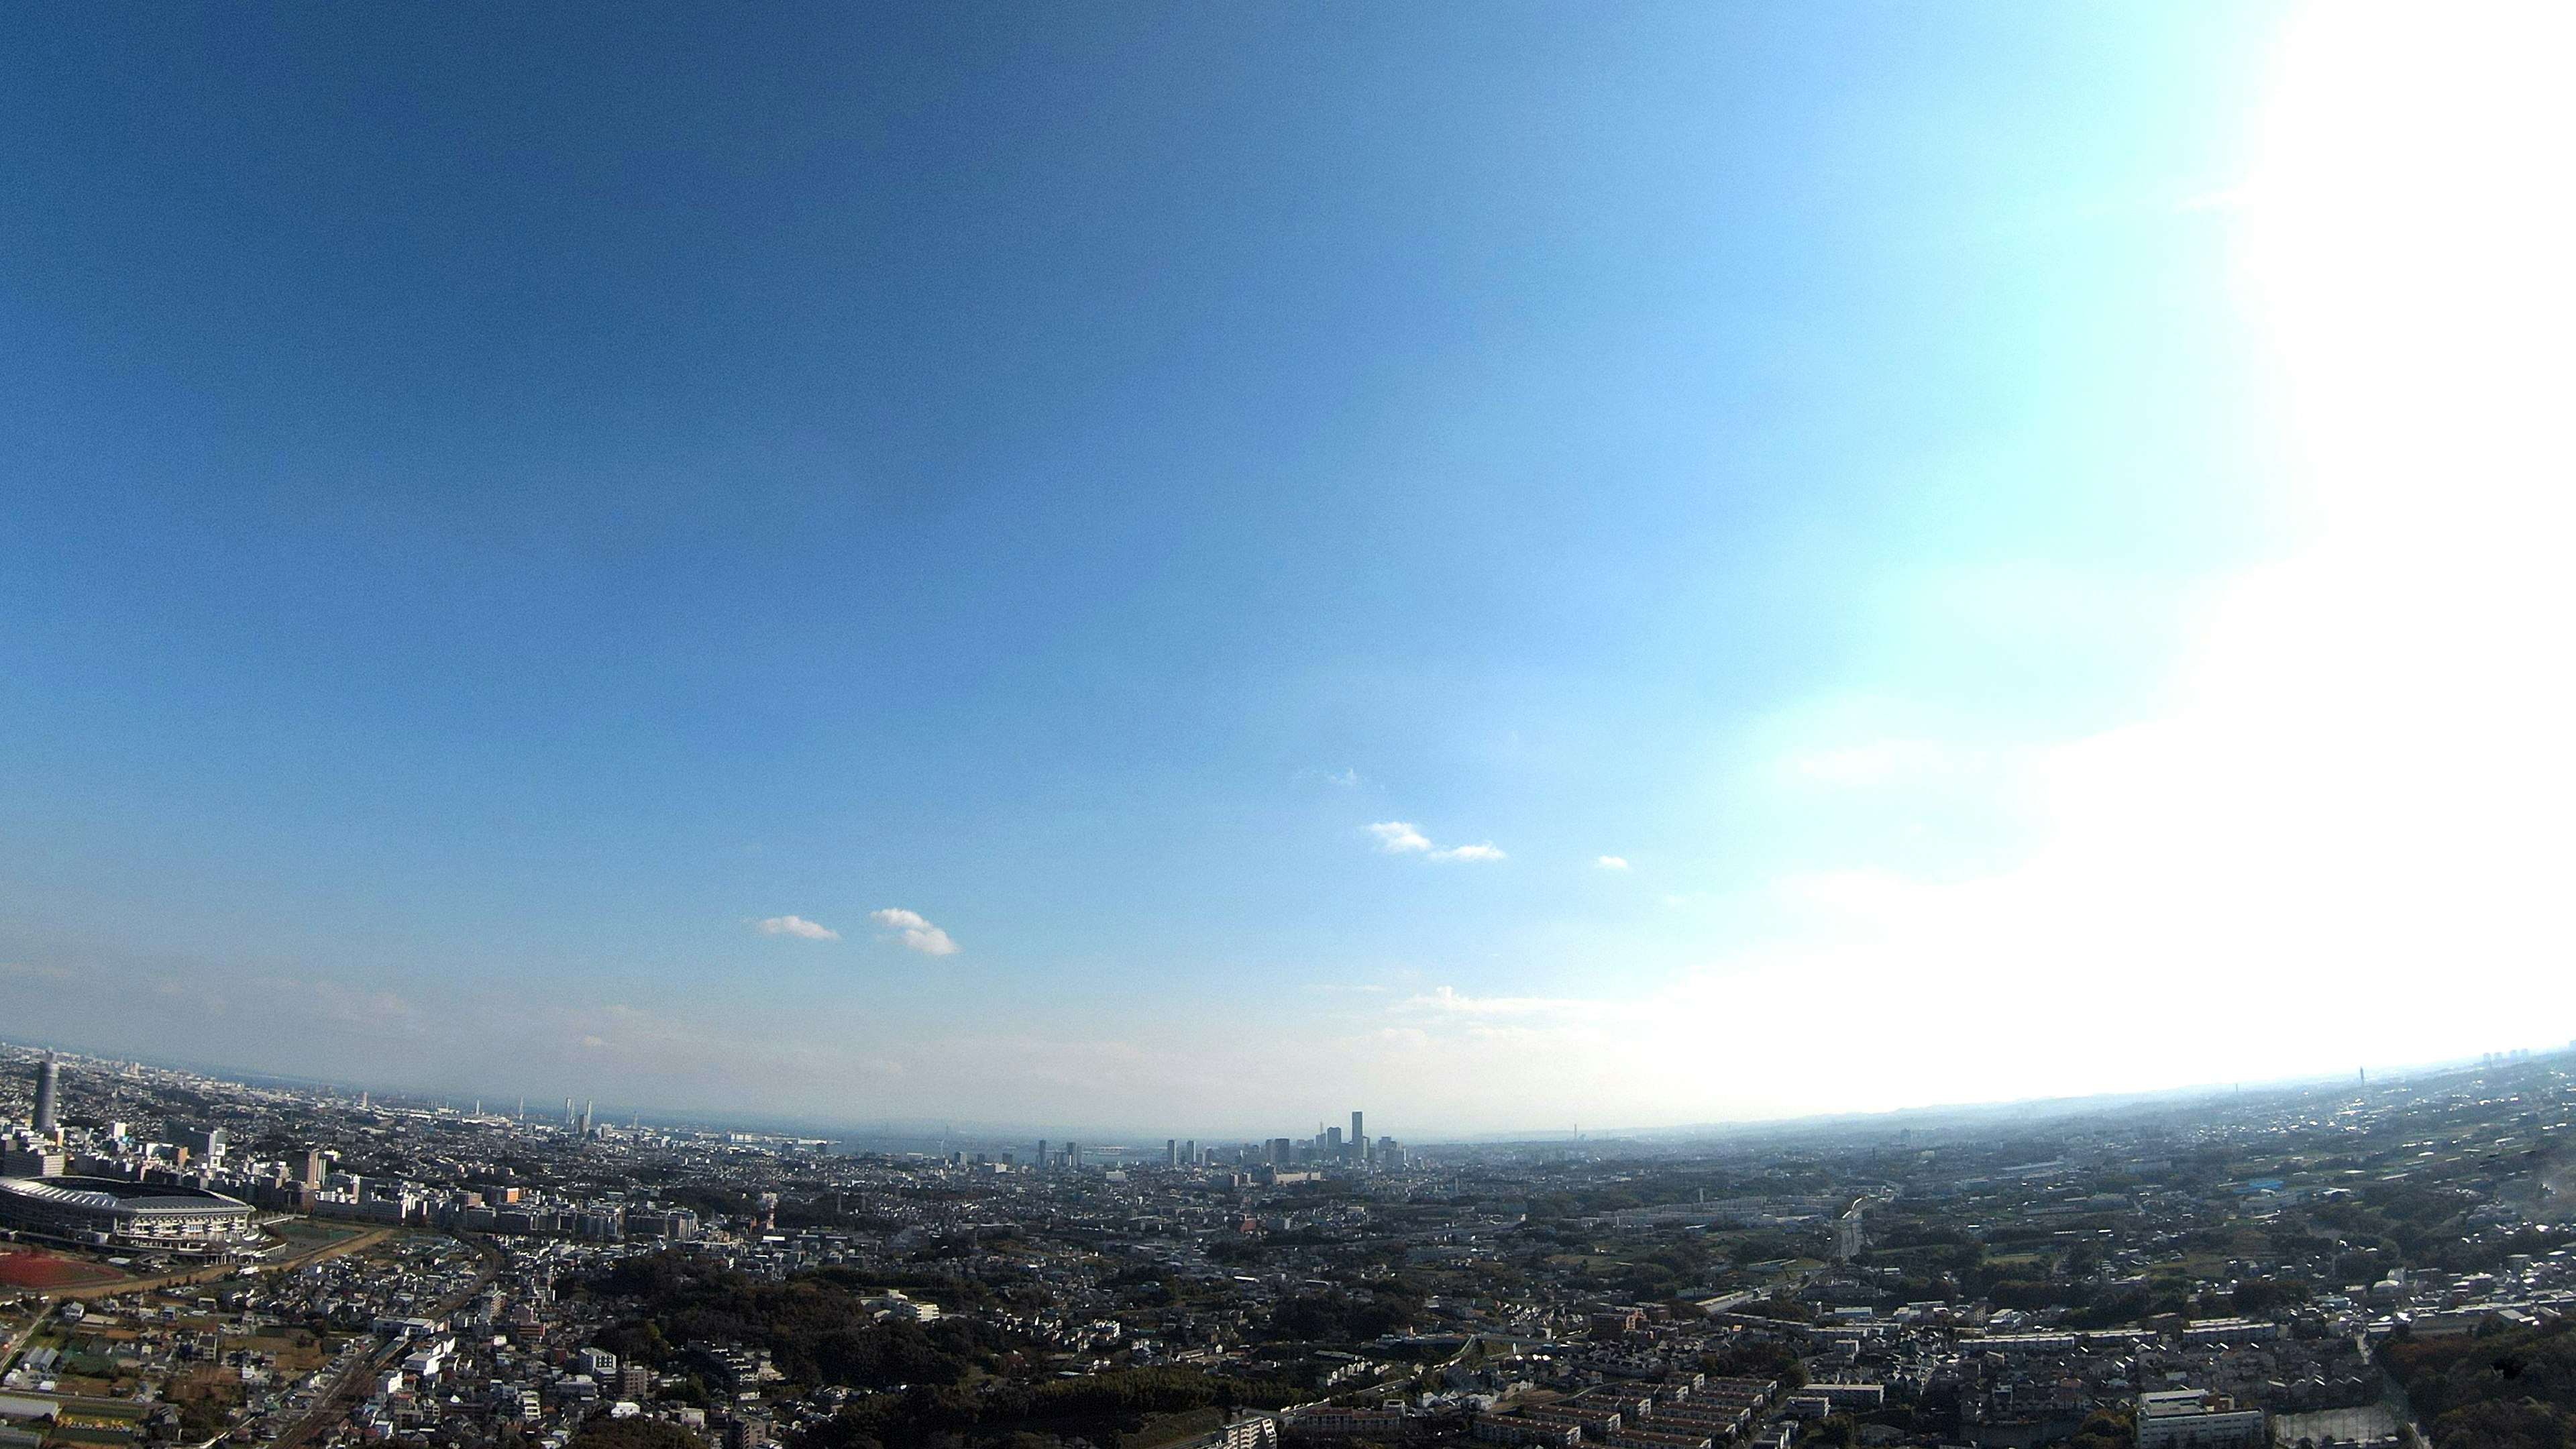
{"left": 0, "top": 1176, "right": 256, "bottom": 1254}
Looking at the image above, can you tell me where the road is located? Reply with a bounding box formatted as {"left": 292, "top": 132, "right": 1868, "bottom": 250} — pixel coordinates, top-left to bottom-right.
{"left": 0, "top": 1307, "right": 44, "bottom": 1380}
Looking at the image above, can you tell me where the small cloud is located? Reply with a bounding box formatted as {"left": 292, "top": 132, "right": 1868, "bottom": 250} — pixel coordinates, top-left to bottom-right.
{"left": 0, "top": 962, "right": 74, "bottom": 982}
{"left": 1326, "top": 768, "right": 1360, "bottom": 787}
{"left": 753, "top": 914, "right": 840, "bottom": 941}
{"left": 1367, "top": 821, "right": 1504, "bottom": 862}
{"left": 1597, "top": 855, "right": 1630, "bottom": 870}
{"left": 1400, "top": 984, "right": 1591, "bottom": 1018}
{"left": 870, "top": 908, "right": 960, "bottom": 957}
{"left": 1367, "top": 820, "right": 1432, "bottom": 853}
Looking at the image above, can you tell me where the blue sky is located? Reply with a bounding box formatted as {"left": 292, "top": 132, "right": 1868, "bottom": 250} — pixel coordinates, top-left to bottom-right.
{"left": 6, "top": 4, "right": 2565, "bottom": 1136}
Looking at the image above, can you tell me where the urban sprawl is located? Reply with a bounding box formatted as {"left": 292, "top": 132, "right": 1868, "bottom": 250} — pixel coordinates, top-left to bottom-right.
{"left": 0, "top": 1044, "right": 2572, "bottom": 1449}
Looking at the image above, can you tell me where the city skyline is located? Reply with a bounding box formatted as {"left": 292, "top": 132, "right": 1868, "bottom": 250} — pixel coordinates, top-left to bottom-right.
{"left": 3, "top": 5, "right": 2571, "bottom": 1132}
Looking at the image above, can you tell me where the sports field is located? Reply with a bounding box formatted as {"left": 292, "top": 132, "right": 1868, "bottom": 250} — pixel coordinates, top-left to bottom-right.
{"left": 0, "top": 1249, "right": 129, "bottom": 1290}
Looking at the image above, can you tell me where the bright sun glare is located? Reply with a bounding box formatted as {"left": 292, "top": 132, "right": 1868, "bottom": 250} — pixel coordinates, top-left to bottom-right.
{"left": 1950, "top": 0, "right": 2576, "bottom": 1094}
{"left": 1368, "top": 2, "right": 2576, "bottom": 1125}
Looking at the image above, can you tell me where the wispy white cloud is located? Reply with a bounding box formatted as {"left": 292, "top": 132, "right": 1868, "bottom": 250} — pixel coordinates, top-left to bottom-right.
{"left": 1595, "top": 855, "right": 1629, "bottom": 870}
{"left": 752, "top": 914, "right": 839, "bottom": 941}
{"left": 870, "top": 908, "right": 960, "bottom": 957}
{"left": 1366, "top": 820, "right": 1504, "bottom": 862}
{"left": 1398, "top": 985, "right": 1607, "bottom": 1020}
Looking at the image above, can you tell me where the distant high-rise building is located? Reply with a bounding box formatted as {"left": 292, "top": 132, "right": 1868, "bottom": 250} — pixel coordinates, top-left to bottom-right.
{"left": 1067, "top": 1140, "right": 1083, "bottom": 1170}
{"left": 170, "top": 1124, "right": 225, "bottom": 1165}
{"left": 31, "top": 1054, "right": 58, "bottom": 1135}
{"left": 1036, "top": 1139, "right": 1048, "bottom": 1173}
{"left": 294, "top": 1149, "right": 325, "bottom": 1187}
{"left": 1350, "top": 1110, "right": 1364, "bottom": 1161}
{"left": 1182, "top": 1139, "right": 1196, "bottom": 1167}
{"left": 1270, "top": 1137, "right": 1293, "bottom": 1167}
{"left": 580, "top": 1101, "right": 594, "bottom": 1136}
{"left": 1165, "top": 1139, "right": 1179, "bottom": 1169}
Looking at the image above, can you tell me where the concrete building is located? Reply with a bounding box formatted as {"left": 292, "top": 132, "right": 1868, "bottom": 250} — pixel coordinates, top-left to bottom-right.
{"left": 0, "top": 1142, "right": 64, "bottom": 1179}
{"left": 2136, "top": 1390, "right": 2265, "bottom": 1449}
{"left": 30, "top": 1056, "right": 57, "bottom": 1136}
{"left": 170, "top": 1124, "right": 225, "bottom": 1166}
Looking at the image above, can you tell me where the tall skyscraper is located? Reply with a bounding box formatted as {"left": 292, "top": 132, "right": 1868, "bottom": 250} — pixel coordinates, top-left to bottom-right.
{"left": 32, "top": 1053, "right": 58, "bottom": 1135}
{"left": 1036, "top": 1138, "right": 1048, "bottom": 1173}
{"left": 1165, "top": 1138, "right": 1179, "bottom": 1168}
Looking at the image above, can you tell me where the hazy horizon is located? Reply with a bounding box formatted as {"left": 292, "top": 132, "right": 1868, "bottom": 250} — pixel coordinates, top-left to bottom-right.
{"left": 3, "top": 4, "right": 2571, "bottom": 1135}
{"left": 6, "top": 1031, "right": 2554, "bottom": 1152}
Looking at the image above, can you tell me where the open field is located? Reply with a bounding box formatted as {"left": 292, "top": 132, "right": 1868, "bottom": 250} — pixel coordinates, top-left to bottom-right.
{"left": 0, "top": 1250, "right": 129, "bottom": 1291}
{"left": 260, "top": 1219, "right": 365, "bottom": 1255}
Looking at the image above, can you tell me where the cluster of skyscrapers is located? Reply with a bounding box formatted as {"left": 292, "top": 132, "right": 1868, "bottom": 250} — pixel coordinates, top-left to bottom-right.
{"left": 1026, "top": 1110, "right": 1403, "bottom": 1176}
